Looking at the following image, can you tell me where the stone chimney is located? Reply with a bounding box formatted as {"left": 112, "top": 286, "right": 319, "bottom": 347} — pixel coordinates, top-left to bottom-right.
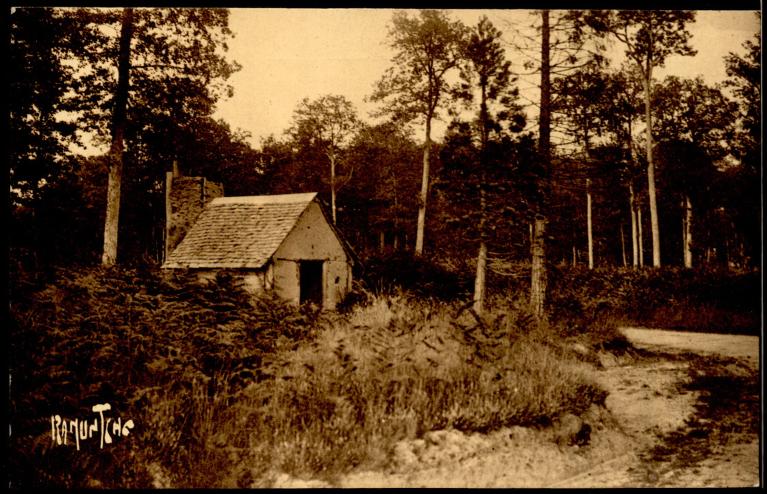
{"left": 163, "top": 163, "right": 224, "bottom": 261}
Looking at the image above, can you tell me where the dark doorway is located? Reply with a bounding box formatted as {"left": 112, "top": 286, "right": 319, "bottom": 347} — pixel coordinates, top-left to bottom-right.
{"left": 299, "top": 261, "right": 323, "bottom": 305}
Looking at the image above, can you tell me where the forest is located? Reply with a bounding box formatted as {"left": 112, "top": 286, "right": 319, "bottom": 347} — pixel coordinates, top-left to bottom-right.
{"left": 8, "top": 7, "right": 762, "bottom": 488}
{"left": 10, "top": 9, "right": 760, "bottom": 284}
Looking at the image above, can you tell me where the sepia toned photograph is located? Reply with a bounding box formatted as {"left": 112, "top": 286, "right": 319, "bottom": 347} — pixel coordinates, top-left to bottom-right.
{"left": 8, "top": 5, "right": 762, "bottom": 488}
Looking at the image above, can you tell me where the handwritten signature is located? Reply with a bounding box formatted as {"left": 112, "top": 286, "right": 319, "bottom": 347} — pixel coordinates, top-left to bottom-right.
{"left": 50, "top": 403, "right": 134, "bottom": 451}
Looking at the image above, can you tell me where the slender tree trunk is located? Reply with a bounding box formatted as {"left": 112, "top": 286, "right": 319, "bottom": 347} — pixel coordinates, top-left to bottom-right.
{"left": 330, "top": 153, "right": 337, "bottom": 224}
{"left": 163, "top": 170, "right": 173, "bottom": 262}
{"left": 681, "top": 198, "right": 686, "bottom": 266}
{"left": 473, "top": 241, "right": 487, "bottom": 315}
{"left": 629, "top": 183, "right": 638, "bottom": 267}
{"left": 683, "top": 194, "right": 693, "bottom": 268}
{"left": 415, "top": 116, "right": 432, "bottom": 256}
{"left": 531, "top": 216, "right": 547, "bottom": 317}
{"left": 473, "top": 209, "right": 487, "bottom": 313}
{"left": 473, "top": 90, "right": 489, "bottom": 316}
{"left": 393, "top": 175, "right": 399, "bottom": 250}
{"left": 620, "top": 223, "right": 628, "bottom": 267}
{"left": 530, "top": 10, "right": 550, "bottom": 321}
{"left": 642, "top": 72, "right": 661, "bottom": 267}
{"left": 102, "top": 8, "right": 134, "bottom": 266}
{"left": 586, "top": 178, "right": 594, "bottom": 269}
{"left": 637, "top": 205, "right": 644, "bottom": 267}
{"left": 529, "top": 223, "right": 533, "bottom": 248}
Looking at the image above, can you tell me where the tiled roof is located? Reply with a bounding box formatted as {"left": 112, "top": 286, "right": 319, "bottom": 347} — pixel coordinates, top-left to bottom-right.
{"left": 163, "top": 192, "right": 317, "bottom": 269}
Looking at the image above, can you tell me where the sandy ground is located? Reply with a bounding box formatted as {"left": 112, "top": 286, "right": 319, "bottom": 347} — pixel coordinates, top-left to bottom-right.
{"left": 621, "top": 326, "right": 760, "bottom": 369}
{"left": 552, "top": 327, "right": 760, "bottom": 488}
{"left": 273, "top": 327, "right": 761, "bottom": 488}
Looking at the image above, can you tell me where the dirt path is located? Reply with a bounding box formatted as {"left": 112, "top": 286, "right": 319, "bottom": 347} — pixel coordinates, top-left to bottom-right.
{"left": 313, "top": 327, "right": 760, "bottom": 488}
{"left": 620, "top": 326, "right": 760, "bottom": 368}
{"left": 555, "top": 327, "right": 760, "bottom": 488}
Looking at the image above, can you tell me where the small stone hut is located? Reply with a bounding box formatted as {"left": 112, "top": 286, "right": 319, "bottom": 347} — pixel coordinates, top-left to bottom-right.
{"left": 162, "top": 191, "right": 354, "bottom": 309}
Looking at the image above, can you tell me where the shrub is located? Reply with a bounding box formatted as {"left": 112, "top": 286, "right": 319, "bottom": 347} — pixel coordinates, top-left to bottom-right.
{"left": 546, "top": 266, "right": 760, "bottom": 334}
{"left": 10, "top": 268, "right": 607, "bottom": 487}
{"left": 220, "top": 294, "right": 605, "bottom": 482}
{"left": 9, "top": 267, "right": 322, "bottom": 488}
{"left": 358, "top": 252, "right": 473, "bottom": 300}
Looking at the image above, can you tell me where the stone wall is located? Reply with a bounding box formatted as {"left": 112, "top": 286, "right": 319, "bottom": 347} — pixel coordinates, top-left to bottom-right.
{"left": 165, "top": 175, "right": 224, "bottom": 256}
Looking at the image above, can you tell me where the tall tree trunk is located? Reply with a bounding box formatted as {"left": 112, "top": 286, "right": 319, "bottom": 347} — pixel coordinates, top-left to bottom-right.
{"left": 530, "top": 10, "right": 550, "bottom": 321}
{"left": 586, "top": 177, "right": 594, "bottom": 269}
{"left": 102, "top": 7, "right": 134, "bottom": 266}
{"left": 531, "top": 216, "right": 547, "bottom": 317}
{"left": 637, "top": 205, "right": 644, "bottom": 267}
{"left": 642, "top": 71, "right": 661, "bottom": 267}
{"left": 529, "top": 223, "right": 533, "bottom": 249}
{"left": 683, "top": 194, "right": 693, "bottom": 268}
{"left": 393, "top": 174, "right": 399, "bottom": 250}
{"left": 330, "top": 152, "right": 337, "bottom": 224}
{"left": 473, "top": 90, "right": 489, "bottom": 316}
{"left": 473, "top": 199, "right": 487, "bottom": 314}
{"left": 415, "top": 116, "right": 432, "bottom": 256}
{"left": 629, "top": 183, "right": 638, "bottom": 267}
{"left": 473, "top": 241, "right": 487, "bottom": 315}
{"left": 620, "top": 223, "right": 628, "bottom": 267}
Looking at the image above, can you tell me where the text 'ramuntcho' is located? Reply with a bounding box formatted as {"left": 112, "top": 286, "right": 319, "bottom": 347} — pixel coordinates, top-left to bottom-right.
{"left": 50, "top": 403, "right": 134, "bottom": 450}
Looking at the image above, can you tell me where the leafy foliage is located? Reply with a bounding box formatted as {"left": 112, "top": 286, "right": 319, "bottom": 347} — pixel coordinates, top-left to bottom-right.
{"left": 231, "top": 294, "right": 605, "bottom": 481}
{"left": 724, "top": 32, "right": 760, "bottom": 168}
{"left": 369, "top": 9, "right": 467, "bottom": 126}
{"left": 10, "top": 265, "right": 613, "bottom": 487}
{"left": 342, "top": 122, "right": 423, "bottom": 253}
{"left": 546, "top": 266, "right": 761, "bottom": 335}
{"left": 720, "top": 32, "right": 761, "bottom": 264}
{"left": 358, "top": 252, "right": 473, "bottom": 300}
{"left": 582, "top": 11, "right": 697, "bottom": 74}
{"left": 9, "top": 7, "right": 244, "bottom": 266}
{"left": 285, "top": 94, "right": 361, "bottom": 222}
{"left": 9, "top": 267, "right": 320, "bottom": 487}
{"left": 9, "top": 8, "right": 80, "bottom": 203}
{"left": 652, "top": 76, "right": 735, "bottom": 160}
{"left": 433, "top": 124, "right": 538, "bottom": 257}
{"left": 370, "top": 9, "right": 469, "bottom": 255}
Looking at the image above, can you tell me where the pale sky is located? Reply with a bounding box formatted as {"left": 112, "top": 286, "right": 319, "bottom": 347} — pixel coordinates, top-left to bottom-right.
{"left": 211, "top": 9, "right": 760, "bottom": 148}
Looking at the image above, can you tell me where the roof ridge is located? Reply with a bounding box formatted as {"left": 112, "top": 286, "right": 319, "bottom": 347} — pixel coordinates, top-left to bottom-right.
{"left": 211, "top": 192, "right": 317, "bottom": 205}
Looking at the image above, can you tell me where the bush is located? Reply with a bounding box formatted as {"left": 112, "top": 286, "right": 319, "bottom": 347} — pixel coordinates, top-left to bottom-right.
{"left": 9, "top": 267, "right": 322, "bottom": 488}
{"left": 9, "top": 268, "right": 607, "bottom": 487}
{"left": 358, "top": 252, "right": 473, "bottom": 300}
{"left": 220, "top": 294, "right": 605, "bottom": 482}
{"left": 546, "top": 266, "right": 760, "bottom": 334}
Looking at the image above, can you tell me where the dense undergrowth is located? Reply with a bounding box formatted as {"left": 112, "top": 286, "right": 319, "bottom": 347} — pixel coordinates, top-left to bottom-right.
{"left": 10, "top": 266, "right": 608, "bottom": 488}
{"left": 362, "top": 253, "right": 761, "bottom": 334}
{"left": 9, "top": 257, "right": 758, "bottom": 487}
{"left": 9, "top": 267, "right": 321, "bottom": 487}
{"left": 545, "top": 264, "right": 761, "bottom": 335}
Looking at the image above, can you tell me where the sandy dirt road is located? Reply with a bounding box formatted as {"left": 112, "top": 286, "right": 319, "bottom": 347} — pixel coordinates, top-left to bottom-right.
{"left": 551, "top": 327, "right": 761, "bottom": 488}
{"left": 277, "top": 327, "right": 762, "bottom": 488}
{"left": 620, "top": 326, "right": 760, "bottom": 369}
